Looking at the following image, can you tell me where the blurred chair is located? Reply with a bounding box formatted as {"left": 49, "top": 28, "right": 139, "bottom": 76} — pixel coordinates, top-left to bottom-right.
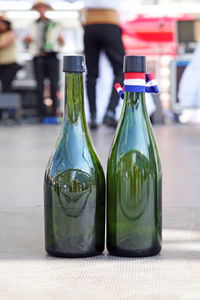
{"left": 0, "top": 93, "right": 22, "bottom": 123}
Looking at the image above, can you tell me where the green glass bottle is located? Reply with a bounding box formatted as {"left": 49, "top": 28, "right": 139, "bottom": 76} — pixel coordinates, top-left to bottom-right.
{"left": 107, "top": 56, "right": 162, "bottom": 257}
{"left": 44, "top": 55, "right": 105, "bottom": 257}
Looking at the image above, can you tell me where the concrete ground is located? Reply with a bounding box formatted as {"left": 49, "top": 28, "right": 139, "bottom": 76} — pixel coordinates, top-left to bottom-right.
{"left": 0, "top": 123, "right": 200, "bottom": 300}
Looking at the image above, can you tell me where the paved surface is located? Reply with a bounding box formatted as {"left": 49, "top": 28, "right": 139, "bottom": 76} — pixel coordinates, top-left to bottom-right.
{"left": 0, "top": 123, "right": 200, "bottom": 299}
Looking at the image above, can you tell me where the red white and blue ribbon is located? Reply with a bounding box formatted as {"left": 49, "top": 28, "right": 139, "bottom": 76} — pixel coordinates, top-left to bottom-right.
{"left": 115, "top": 72, "right": 159, "bottom": 99}
{"left": 115, "top": 83, "right": 125, "bottom": 99}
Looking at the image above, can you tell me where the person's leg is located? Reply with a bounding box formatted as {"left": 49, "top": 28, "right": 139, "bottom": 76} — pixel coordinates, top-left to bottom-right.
{"left": 33, "top": 56, "right": 46, "bottom": 118}
{"left": 102, "top": 25, "right": 125, "bottom": 126}
{"left": 0, "top": 65, "right": 11, "bottom": 92}
{"left": 84, "top": 25, "right": 101, "bottom": 128}
{"left": 45, "top": 53, "right": 59, "bottom": 117}
{"left": 1, "top": 63, "right": 21, "bottom": 92}
{"left": 0, "top": 66, "right": 5, "bottom": 119}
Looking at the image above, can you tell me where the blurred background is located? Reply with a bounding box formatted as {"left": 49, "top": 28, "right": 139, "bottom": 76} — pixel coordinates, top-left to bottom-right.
{"left": 1, "top": 0, "right": 200, "bottom": 124}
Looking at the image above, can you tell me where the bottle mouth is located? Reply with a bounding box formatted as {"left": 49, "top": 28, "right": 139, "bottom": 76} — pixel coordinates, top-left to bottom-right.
{"left": 63, "top": 55, "right": 86, "bottom": 73}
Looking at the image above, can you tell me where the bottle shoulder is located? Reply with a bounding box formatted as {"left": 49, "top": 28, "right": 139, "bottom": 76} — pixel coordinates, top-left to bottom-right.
{"left": 109, "top": 116, "right": 161, "bottom": 171}
{"left": 45, "top": 129, "right": 104, "bottom": 180}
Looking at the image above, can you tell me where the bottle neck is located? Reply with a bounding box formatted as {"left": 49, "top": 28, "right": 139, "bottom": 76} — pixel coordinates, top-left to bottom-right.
{"left": 124, "top": 92, "right": 148, "bottom": 118}
{"left": 63, "top": 72, "right": 86, "bottom": 127}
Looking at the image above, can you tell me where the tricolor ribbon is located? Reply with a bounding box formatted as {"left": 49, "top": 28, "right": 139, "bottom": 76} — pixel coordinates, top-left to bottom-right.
{"left": 115, "top": 83, "right": 125, "bottom": 99}
{"left": 115, "top": 72, "right": 159, "bottom": 99}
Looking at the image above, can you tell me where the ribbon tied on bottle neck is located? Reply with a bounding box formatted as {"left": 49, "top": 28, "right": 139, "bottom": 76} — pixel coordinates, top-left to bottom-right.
{"left": 115, "top": 72, "right": 159, "bottom": 100}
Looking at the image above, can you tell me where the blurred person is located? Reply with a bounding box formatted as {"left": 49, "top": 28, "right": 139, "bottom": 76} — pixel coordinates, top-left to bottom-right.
{"left": 178, "top": 40, "right": 200, "bottom": 123}
{"left": 178, "top": 40, "right": 200, "bottom": 109}
{"left": 24, "top": 1, "right": 64, "bottom": 120}
{"left": 0, "top": 14, "right": 22, "bottom": 92}
{"left": 80, "top": 0, "right": 125, "bottom": 129}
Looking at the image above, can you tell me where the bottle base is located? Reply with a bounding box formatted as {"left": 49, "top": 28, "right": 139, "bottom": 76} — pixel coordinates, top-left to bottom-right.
{"left": 46, "top": 249, "right": 104, "bottom": 258}
{"left": 107, "top": 244, "right": 162, "bottom": 258}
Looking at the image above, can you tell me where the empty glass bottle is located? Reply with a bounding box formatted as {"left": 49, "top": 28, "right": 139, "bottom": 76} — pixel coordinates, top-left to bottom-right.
{"left": 107, "top": 56, "right": 162, "bottom": 257}
{"left": 44, "top": 55, "right": 105, "bottom": 257}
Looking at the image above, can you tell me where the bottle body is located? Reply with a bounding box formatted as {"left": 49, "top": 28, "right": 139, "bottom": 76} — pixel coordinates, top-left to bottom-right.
{"left": 107, "top": 92, "right": 162, "bottom": 257}
{"left": 44, "top": 72, "right": 105, "bottom": 257}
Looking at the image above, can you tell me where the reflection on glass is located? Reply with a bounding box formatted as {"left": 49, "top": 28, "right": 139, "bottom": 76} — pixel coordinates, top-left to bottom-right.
{"left": 44, "top": 72, "right": 105, "bottom": 257}
{"left": 54, "top": 169, "right": 93, "bottom": 218}
{"left": 107, "top": 92, "right": 162, "bottom": 257}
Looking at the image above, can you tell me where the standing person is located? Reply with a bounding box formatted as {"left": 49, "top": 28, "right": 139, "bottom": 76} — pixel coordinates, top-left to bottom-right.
{"left": 0, "top": 14, "right": 22, "bottom": 92}
{"left": 24, "top": 1, "right": 64, "bottom": 120}
{"left": 82, "top": 0, "right": 125, "bottom": 129}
